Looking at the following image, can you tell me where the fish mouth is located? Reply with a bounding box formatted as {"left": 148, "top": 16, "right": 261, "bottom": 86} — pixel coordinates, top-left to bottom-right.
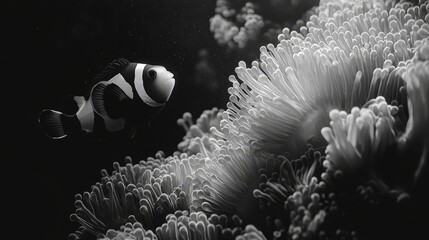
{"left": 167, "top": 72, "right": 174, "bottom": 79}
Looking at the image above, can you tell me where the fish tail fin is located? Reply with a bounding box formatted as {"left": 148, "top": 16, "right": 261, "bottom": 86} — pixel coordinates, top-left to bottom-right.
{"left": 39, "top": 110, "right": 81, "bottom": 139}
{"left": 38, "top": 109, "right": 68, "bottom": 139}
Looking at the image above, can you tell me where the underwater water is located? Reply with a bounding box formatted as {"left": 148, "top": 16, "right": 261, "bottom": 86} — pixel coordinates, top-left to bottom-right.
{"left": 5, "top": 0, "right": 429, "bottom": 239}
{"left": 8, "top": 0, "right": 232, "bottom": 238}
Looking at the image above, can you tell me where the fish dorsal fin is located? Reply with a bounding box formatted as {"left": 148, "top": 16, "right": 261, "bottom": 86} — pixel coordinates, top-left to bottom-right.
{"left": 84, "top": 58, "right": 130, "bottom": 98}
{"left": 93, "top": 58, "right": 130, "bottom": 82}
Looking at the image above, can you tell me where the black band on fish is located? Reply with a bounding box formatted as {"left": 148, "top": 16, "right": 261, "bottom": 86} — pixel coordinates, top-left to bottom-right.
{"left": 61, "top": 114, "right": 82, "bottom": 134}
{"left": 103, "top": 84, "right": 131, "bottom": 118}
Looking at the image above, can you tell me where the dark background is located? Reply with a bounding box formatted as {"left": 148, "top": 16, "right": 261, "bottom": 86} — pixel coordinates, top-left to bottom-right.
{"left": 4, "top": 0, "right": 240, "bottom": 239}
{"left": 3, "top": 1, "right": 428, "bottom": 239}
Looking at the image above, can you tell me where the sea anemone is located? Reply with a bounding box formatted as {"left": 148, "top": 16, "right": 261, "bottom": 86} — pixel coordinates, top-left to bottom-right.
{"left": 319, "top": 39, "right": 429, "bottom": 237}
{"left": 236, "top": 225, "right": 267, "bottom": 240}
{"left": 321, "top": 97, "right": 400, "bottom": 180}
{"left": 99, "top": 222, "right": 157, "bottom": 240}
{"left": 177, "top": 108, "right": 225, "bottom": 156}
{"left": 252, "top": 148, "right": 331, "bottom": 240}
{"left": 69, "top": 154, "right": 194, "bottom": 239}
{"left": 253, "top": 148, "right": 325, "bottom": 211}
{"left": 211, "top": 2, "right": 264, "bottom": 50}
{"left": 176, "top": 109, "right": 277, "bottom": 220}
{"left": 209, "top": 0, "right": 319, "bottom": 53}
{"left": 189, "top": 144, "right": 264, "bottom": 218}
{"left": 69, "top": 137, "right": 269, "bottom": 238}
{"left": 321, "top": 39, "right": 429, "bottom": 190}
{"left": 100, "top": 210, "right": 248, "bottom": 240}
{"left": 400, "top": 38, "right": 429, "bottom": 186}
{"left": 222, "top": 0, "right": 427, "bottom": 157}
{"left": 155, "top": 211, "right": 244, "bottom": 240}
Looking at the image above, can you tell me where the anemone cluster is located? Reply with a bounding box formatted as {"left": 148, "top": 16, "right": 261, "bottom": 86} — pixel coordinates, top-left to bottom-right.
{"left": 209, "top": 0, "right": 319, "bottom": 53}
{"left": 69, "top": 0, "right": 429, "bottom": 239}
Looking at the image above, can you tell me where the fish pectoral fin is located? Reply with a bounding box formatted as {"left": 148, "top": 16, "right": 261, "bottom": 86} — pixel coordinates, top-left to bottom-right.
{"left": 91, "top": 81, "right": 108, "bottom": 117}
{"left": 103, "top": 83, "right": 131, "bottom": 118}
{"left": 91, "top": 81, "right": 131, "bottom": 119}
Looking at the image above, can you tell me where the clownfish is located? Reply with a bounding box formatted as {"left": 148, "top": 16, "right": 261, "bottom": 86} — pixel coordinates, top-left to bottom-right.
{"left": 39, "top": 58, "right": 175, "bottom": 139}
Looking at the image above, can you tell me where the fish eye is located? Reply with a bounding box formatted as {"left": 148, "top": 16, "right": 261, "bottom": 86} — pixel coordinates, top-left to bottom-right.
{"left": 147, "top": 69, "right": 157, "bottom": 80}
